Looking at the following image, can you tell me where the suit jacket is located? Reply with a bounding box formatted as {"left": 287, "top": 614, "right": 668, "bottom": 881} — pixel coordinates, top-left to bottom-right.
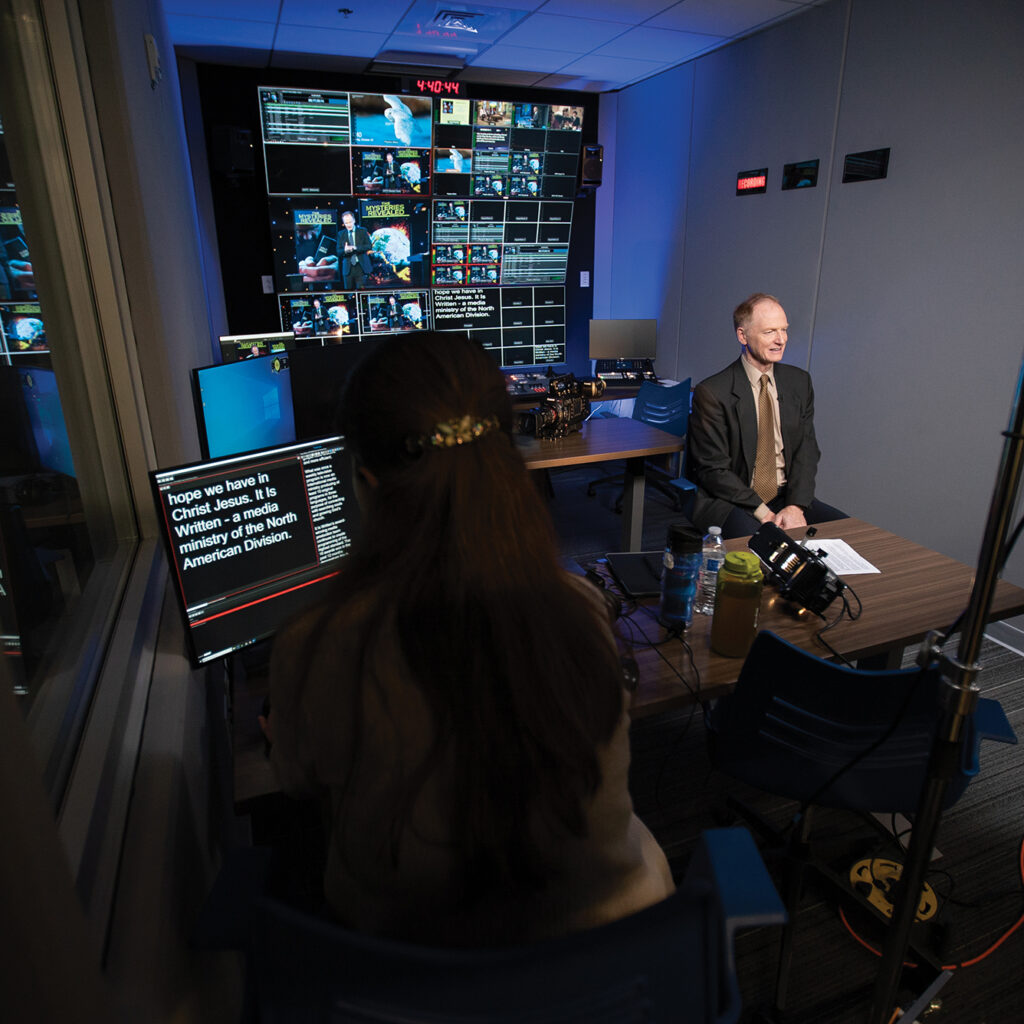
{"left": 340, "top": 226, "right": 373, "bottom": 285}
{"left": 687, "top": 358, "right": 820, "bottom": 533}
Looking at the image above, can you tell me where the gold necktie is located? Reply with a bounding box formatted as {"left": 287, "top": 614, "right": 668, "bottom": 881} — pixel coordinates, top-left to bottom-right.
{"left": 752, "top": 374, "right": 778, "bottom": 504}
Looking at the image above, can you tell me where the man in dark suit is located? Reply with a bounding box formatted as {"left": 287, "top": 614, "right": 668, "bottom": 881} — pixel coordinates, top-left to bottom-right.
{"left": 339, "top": 210, "right": 373, "bottom": 290}
{"left": 687, "top": 292, "right": 845, "bottom": 538}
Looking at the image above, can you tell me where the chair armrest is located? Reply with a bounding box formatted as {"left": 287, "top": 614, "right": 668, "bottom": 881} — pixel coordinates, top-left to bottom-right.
{"left": 683, "top": 828, "right": 786, "bottom": 1024}
{"left": 960, "top": 698, "right": 1017, "bottom": 777}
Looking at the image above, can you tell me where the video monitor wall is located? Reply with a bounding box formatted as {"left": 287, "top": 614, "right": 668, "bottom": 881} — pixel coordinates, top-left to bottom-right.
{"left": 255, "top": 85, "right": 586, "bottom": 367}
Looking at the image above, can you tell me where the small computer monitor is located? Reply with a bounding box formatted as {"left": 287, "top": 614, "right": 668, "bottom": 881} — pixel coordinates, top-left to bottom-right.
{"left": 192, "top": 354, "right": 296, "bottom": 460}
{"left": 151, "top": 435, "right": 359, "bottom": 666}
{"left": 588, "top": 319, "right": 657, "bottom": 361}
{"left": 218, "top": 331, "right": 293, "bottom": 364}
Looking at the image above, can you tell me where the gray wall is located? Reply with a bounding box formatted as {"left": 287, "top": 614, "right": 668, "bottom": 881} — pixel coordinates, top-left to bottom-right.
{"left": 602, "top": 0, "right": 1024, "bottom": 583}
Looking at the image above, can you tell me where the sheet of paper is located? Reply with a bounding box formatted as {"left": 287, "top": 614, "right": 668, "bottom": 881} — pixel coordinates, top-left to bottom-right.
{"left": 805, "top": 538, "right": 880, "bottom": 574}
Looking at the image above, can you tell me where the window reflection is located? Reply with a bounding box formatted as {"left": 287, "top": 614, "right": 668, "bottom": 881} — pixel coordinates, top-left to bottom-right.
{"left": 0, "top": 111, "right": 95, "bottom": 703}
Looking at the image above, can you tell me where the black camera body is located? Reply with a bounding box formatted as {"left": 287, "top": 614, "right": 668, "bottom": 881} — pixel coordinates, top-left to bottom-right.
{"left": 515, "top": 373, "right": 605, "bottom": 439}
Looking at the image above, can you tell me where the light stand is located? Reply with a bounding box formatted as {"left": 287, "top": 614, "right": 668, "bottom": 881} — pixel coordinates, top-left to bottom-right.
{"left": 867, "top": 354, "right": 1024, "bottom": 1023}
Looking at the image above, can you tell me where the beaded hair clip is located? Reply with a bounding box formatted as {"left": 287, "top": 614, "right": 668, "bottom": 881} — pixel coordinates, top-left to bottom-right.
{"left": 405, "top": 414, "right": 501, "bottom": 454}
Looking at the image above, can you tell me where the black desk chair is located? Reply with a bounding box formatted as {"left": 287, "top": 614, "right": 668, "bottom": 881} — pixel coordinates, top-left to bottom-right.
{"left": 587, "top": 378, "right": 693, "bottom": 512}
{"left": 706, "top": 630, "right": 1017, "bottom": 1013}
{"left": 196, "top": 828, "right": 785, "bottom": 1023}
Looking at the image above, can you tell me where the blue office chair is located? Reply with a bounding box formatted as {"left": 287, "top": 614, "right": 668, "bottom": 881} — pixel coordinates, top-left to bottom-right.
{"left": 587, "top": 378, "right": 694, "bottom": 512}
{"left": 196, "top": 828, "right": 785, "bottom": 1024}
{"left": 706, "top": 630, "right": 1017, "bottom": 1011}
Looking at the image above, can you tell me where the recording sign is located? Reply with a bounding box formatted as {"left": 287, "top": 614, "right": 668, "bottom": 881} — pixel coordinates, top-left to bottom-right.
{"left": 736, "top": 169, "right": 768, "bottom": 195}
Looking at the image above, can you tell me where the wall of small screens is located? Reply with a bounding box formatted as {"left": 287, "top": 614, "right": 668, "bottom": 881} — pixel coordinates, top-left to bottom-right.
{"left": 255, "top": 86, "right": 586, "bottom": 368}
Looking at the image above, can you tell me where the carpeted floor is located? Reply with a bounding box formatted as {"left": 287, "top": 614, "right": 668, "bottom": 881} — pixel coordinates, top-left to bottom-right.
{"left": 547, "top": 464, "right": 1024, "bottom": 1024}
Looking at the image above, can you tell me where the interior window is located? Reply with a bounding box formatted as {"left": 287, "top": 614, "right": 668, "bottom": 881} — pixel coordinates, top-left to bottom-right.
{"left": 0, "top": 110, "right": 96, "bottom": 708}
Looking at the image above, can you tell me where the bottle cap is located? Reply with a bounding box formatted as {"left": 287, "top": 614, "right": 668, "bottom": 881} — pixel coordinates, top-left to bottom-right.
{"left": 708, "top": 526, "right": 722, "bottom": 537}
{"left": 723, "top": 551, "right": 762, "bottom": 578}
{"left": 666, "top": 522, "right": 702, "bottom": 554}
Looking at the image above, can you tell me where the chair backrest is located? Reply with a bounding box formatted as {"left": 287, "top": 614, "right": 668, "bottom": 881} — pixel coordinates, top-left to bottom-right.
{"left": 202, "top": 829, "right": 784, "bottom": 1024}
{"left": 631, "top": 379, "right": 691, "bottom": 439}
{"left": 707, "top": 631, "right": 1016, "bottom": 813}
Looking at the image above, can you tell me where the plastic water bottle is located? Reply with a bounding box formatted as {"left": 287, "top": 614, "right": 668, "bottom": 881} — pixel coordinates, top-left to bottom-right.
{"left": 695, "top": 526, "right": 726, "bottom": 616}
{"left": 658, "top": 523, "right": 703, "bottom": 630}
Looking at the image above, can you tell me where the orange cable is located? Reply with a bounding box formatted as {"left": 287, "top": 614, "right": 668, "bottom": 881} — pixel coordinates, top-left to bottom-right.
{"left": 838, "top": 835, "right": 1024, "bottom": 972}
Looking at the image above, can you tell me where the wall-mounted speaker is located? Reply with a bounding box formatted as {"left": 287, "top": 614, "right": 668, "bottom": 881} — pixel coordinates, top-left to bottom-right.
{"left": 581, "top": 143, "right": 603, "bottom": 187}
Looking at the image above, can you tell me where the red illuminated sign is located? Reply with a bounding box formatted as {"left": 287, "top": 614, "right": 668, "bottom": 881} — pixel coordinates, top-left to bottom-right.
{"left": 736, "top": 168, "right": 768, "bottom": 195}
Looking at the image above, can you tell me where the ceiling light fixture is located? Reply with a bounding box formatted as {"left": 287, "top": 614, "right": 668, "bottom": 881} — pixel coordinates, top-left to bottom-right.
{"left": 434, "top": 10, "right": 483, "bottom": 34}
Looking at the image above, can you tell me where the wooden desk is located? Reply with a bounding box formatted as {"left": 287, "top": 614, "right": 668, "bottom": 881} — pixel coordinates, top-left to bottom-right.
{"left": 516, "top": 417, "right": 685, "bottom": 551}
{"left": 233, "top": 517, "right": 1024, "bottom": 807}
{"left": 627, "top": 517, "right": 1024, "bottom": 718}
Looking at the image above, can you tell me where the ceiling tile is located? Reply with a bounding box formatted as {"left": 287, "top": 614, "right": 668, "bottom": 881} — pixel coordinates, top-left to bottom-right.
{"left": 273, "top": 23, "right": 389, "bottom": 58}
{"left": 469, "top": 44, "right": 576, "bottom": 72}
{"left": 457, "top": 65, "right": 550, "bottom": 87}
{"left": 538, "top": 0, "right": 671, "bottom": 24}
{"left": 555, "top": 52, "right": 671, "bottom": 84}
{"left": 647, "top": 0, "right": 800, "bottom": 36}
{"left": 497, "top": 13, "right": 627, "bottom": 52}
{"left": 165, "top": 14, "right": 276, "bottom": 47}
{"left": 593, "top": 25, "right": 722, "bottom": 62}
{"left": 277, "top": 0, "right": 412, "bottom": 33}
{"left": 532, "top": 72, "right": 623, "bottom": 92}
{"left": 165, "top": 0, "right": 825, "bottom": 91}
{"left": 445, "top": 0, "right": 545, "bottom": 8}
{"left": 164, "top": 0, "right": 280, "bottom": 16}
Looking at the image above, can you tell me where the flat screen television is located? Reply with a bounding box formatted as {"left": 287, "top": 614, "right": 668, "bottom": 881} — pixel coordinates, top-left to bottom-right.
{"left": 151, "top": 435, "right": 359, "bottom": 666}
{"left": 588, "top": 319, "right": 657, "bottom": 361}
{"left": 218, "top": 330, "right": 293, "bottom": 363}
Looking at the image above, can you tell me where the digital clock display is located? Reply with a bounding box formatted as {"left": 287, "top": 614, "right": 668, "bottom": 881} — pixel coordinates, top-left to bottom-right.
{"left": 415, "top": 79, "right": 463, "bottom": 96}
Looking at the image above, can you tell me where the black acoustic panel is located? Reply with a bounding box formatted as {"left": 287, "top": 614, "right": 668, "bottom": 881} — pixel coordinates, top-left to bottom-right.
{"left": 581, "top": 143, "right": 603, "bottom": 186}
{"left": 781, "top": 159, "right": 819, "bottom": 190}
{"left": 843, "top": 147, "right": 890, "bottom": 183}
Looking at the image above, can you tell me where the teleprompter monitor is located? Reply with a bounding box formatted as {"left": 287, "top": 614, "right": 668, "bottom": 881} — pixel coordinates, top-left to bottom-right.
{"left": 588, "top": 319, "right": 657, "bottom": 361}
{"left": 151, "top": 435, "right": 359, "bottom": 666}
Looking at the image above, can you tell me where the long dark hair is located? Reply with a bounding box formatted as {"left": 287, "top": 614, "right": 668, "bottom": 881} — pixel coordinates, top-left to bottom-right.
{"left": 318, "top": 332, "right": 624, "bottom": 902}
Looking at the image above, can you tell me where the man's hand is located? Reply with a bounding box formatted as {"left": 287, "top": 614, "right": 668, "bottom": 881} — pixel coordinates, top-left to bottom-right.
{"left": 9, "top": 259, "right": 34, "bottom": 291}
{"left": 299, "top": 255, "right": 339, "bottom": 282}
{"left": 774, "top": 505, "right": 808, "bottom": 530}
